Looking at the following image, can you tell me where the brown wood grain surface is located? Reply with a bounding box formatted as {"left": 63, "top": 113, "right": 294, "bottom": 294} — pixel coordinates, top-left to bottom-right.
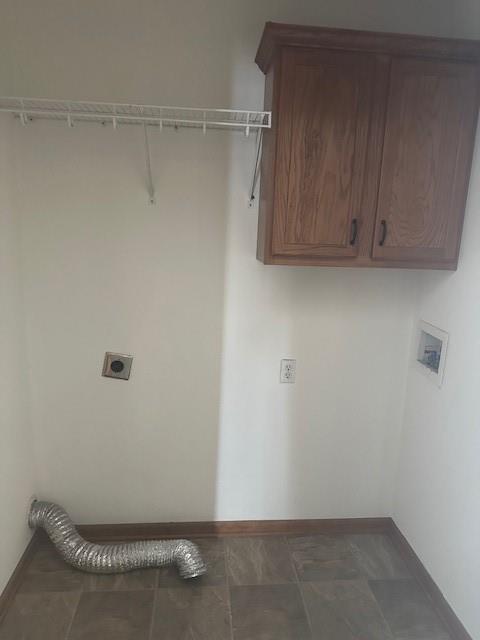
{"left": 76, "top": 517, "right": 391, "bottom": 541}
{"left": 373, "top": 58, "right": 479, "bottom": 265}
{"left": 256, "top": 22, "right": 480, "bottom": 73}
{"left": 272, "top": 48, "right": 373, "bottom": 259}
{"left": 255, "top": 22, "right": 480, "bottom": 270}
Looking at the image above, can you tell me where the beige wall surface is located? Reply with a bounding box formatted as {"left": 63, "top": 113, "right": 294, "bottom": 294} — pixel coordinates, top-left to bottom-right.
{"left": 0, "top": 115, "right": 36, "bottom": 594}
{"left": 394, "top": 4, "right": 480, "bottom": 637}
{"left": 5, "top": 4, "right": 480, "bottom": 634}
{"left": 4, "top": 0, "right": 449, "bottom": 526}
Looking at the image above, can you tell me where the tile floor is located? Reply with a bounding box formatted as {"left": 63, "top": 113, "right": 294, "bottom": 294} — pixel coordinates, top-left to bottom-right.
{"left": 0, "top": 532, "right": 452, "bottom": 640}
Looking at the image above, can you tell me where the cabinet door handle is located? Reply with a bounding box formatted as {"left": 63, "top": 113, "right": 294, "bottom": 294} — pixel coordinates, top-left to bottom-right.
{"left": 379, "top": 220, "right": 387, "bottom": 246}
{"left": 349, "top": 218, "right": 358, "bottom": 246}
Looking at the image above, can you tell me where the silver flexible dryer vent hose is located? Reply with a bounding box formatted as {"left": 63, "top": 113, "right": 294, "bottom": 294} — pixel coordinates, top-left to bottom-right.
{"left": 28, "top": 500, "right": 206, "bottom": 579}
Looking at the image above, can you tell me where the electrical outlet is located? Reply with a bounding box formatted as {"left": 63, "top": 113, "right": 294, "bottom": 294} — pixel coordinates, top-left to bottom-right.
{"left": 280, "top": 359, "right": 296, "bottom": 383}
{"left": 102, "top": 352, "right": 133, "bottom": 380}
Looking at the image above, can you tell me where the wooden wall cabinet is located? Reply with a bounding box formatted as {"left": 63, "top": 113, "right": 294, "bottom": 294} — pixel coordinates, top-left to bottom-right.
{"left": 256, "top": 23, "right": 480, "bottom": 269}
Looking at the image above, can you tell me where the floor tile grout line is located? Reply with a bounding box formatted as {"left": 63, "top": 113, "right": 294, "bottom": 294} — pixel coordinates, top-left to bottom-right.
{"left": 147, "top": 589, "right": 158, "bottom": 640}
{"left": 288, "top": 538, "right": 315, "bottom": 639}
{"left": 369, "top": 574, "right": 454, "bottom": 640}
{"left": 6, "top": 533, "right": 450, "bottom": 640}
{"left": 385, "top": 531, "right": 455, "bottom": 638}
{"left": 364, "top": 579, "right": 397, "bottom": 640}
{"left": 282, "top": 535, "right": 299, "bottom": 586}
{"left": 63, "top": 590, "right": 82, "bottom": 640}
{"left": 146, "top": 569, "right": 160, "bottom": 640}
{"left": 223, "top": 538, "right": 235, "bottom": 640}
{"left": 286, "top": 536, "right": 299, "bottom": 586}
{"left": 81, "top": 586, "right": 157, "bottom": 593}
{"left": 368, "top": 530, "right": 450, "bottom": 636}
{"left": 296, "top": 581, "right": 314, "bottom": 640}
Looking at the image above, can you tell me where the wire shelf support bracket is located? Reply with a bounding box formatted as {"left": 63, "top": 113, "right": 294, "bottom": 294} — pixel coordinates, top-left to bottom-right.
{"left": 143, "top": 124, "right": 156, "bottom": 205}
{"left": 248, "top": 128, "right": 264, "bottom": 208}
{"left": 0, "top": 96, "right": 271, "bottom": 205}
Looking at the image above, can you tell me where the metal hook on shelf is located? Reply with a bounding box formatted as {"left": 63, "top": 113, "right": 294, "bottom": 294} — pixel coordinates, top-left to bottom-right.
{"left": 248, "top": 128, "right": 263, "bottom": 207}
{"left": 143, "top": 123, "right": 156, "bottom": 205}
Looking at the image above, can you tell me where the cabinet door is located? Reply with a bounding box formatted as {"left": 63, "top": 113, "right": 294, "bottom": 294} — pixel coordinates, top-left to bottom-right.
{"left": 272, "top": 48, "right": 374, "bottom": 258}
{"left": 372, "top": 58, "right": 479, "bottom": 265}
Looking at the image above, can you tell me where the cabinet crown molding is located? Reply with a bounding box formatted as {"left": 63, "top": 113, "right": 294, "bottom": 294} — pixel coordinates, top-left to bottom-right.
{"left": 256, "top": 22, "right": 480, "bottom": 73}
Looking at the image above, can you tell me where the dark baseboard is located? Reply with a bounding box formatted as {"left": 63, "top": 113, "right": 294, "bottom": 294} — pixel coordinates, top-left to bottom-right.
{"left": 0, "top": 518, "right": 472, "bottom": 640}
{"left": 388, "top": 520, "right": 472, "bottom": 640}
{"left": 0, "top": 532, "right": 40, "bottom": 623}
{"left": 77, "top": 517, "right": 390, "bottom": 541}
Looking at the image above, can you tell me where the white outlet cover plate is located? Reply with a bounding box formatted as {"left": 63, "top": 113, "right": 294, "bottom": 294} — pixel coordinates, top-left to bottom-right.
{"left": 280, "top": 359, "right": 296, "bottom": 383}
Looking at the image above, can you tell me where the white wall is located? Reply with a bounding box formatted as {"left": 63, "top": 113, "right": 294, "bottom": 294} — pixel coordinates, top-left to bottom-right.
{"left": 214, "top": 0, "right": 452, "bottom": 522}
{"left": 452, "top": 0, "right": 480, "bottom": 39}
{"left": 393, "top": 3, "right": 480, "bottom": 635}
{"left": 3, "top": 2, "right": 480, "bottom": 633}
{"left": 216, "top": 141, "right": 418, "bottom": 519}
{"left": 0, "top": 114, "right": 36, "bottom": 593}
{"left": 393, "top": 6, "right": 480, "bottom": 639}
{"left": 394, "top": 127, "right": 480, "bottom": 640}
{"left": 2, "top": 0, "right": 457, "bottom": 528}
{"left": 0, "top": 1, "right": 37, "bottom": 594}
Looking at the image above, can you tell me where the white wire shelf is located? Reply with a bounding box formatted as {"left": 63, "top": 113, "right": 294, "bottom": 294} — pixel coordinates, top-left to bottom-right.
{"left": 0, "top": 97, "right": 271, "bottom": 134}
{"left": 0, "top": 96, "right": 268, "bottom": 205}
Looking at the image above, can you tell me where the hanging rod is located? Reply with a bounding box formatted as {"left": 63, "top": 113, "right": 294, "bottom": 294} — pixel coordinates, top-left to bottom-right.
{"left": 0, "top": 97, "right": 271, "bottom": 134}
